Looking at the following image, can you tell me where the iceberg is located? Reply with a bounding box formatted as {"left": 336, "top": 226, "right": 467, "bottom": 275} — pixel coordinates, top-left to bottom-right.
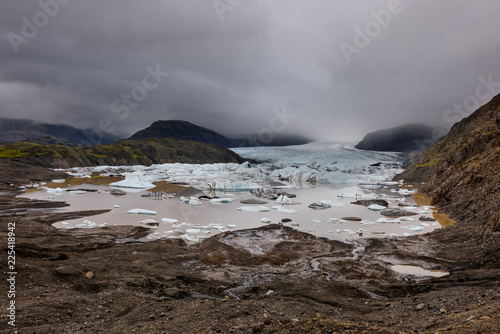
{"left": 210, "top": 198, "right": 233, "bottom": 204}
{"left": 367, "top": 204, "right": 386, "bottom": 211}
{"left": 127, "top": 208, "right": 158, "bottom": 215}
{"left": 237, "top": 206, "right": 270, "bottom": 212}
{"left": 319, "top": 200, "right": 345, "bottom": 207}
{"left": 276, "top": 207, "right": 298, "bottom": 214}
{"left": 69, "top": 190, "right": 87, "bottom": 195}
{"left": 401, "top": 225, "right": 424, "bottom": 232}
{"left": 337, "top": 190, "right": 357, "bottom": 198}
{"left": 109, "top": 178, "right": 155, "bottom": 190}
{"left": 161, "top": 218, "right": 178, "bottom": 223}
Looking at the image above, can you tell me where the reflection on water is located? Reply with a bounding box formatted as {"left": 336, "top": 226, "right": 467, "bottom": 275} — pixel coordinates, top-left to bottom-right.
{"left": 413, "top": 193, "right": 456, "bottom": 227}
{"left": 19, "top": 176, "right": 450, "bottom": 242}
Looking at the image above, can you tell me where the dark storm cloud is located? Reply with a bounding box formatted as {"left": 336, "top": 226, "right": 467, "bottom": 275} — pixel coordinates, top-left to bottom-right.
{"left": 1, "top": 0, "right": 500, "bottom": 141}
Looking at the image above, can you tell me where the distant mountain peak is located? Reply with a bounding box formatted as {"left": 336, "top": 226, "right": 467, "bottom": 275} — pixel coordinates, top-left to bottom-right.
{"left": 129, "top": 119, "right": 312, "bottom": 148}
{"left": 355, "top": 123, "right": 436, "bottom": 155}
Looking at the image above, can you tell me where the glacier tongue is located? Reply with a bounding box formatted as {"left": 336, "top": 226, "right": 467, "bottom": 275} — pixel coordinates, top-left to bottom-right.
{"left": 62, "top": 142, "right": 403, "bottom": 193}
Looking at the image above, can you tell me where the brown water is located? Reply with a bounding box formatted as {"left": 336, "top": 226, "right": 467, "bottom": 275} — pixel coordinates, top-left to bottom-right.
{"left": 391, "top": 265, "right": 449, "bottom": 277}
{"left": 20, "top": 179, "right": 448, "bottom": 242}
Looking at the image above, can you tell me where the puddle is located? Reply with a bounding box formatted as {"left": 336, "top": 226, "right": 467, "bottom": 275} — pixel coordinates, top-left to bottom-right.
{"left": 391, "top": 265, "right": 449, "bottom": 277}
{"left": 412, "top": 193, "right": 456, "bottom": 227}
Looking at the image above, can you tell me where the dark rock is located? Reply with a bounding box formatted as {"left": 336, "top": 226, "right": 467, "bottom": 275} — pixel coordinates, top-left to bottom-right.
{"left": 308, "top": 202, "right": 331, "bottom": 210}
{"left": 352, "top": 199, "right": 389, "bottom": 206}
{"left": 250, "top": 188, "right": 296, "bottom": 200}
{"left": 398, "top": 202, "right": 420, "bottom": 207}
{"left": 356, "top": 123, "right": 435, "bottom": 153}
{"left": 380, "top": 208, "right": 418, "bottom": 217}
{"left": 342, "top": 217, "right": 362, "bottom": 221}
{"left": 419, "top": 216, "right": 436, "bottom": 222}
{"left": 281, "top": 218, "right": 292, "bottom": 223}
{"left": 240, "top": 198, "right": 268, "bottom": 205}
{"left": 110, "top": 188, "right": 127, "bottom": 196}
{"left": 252, "top": 322, "right": 265, "bottom": 332}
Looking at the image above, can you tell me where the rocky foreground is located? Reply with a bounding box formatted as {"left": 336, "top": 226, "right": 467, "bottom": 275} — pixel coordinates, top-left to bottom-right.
{"left": 0, "top": 157, "right": 499, "bottom": 333}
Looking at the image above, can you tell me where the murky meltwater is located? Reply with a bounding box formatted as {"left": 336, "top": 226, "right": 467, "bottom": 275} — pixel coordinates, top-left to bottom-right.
{"left": 19, "top": 179, "right": 450, "bottom": 242}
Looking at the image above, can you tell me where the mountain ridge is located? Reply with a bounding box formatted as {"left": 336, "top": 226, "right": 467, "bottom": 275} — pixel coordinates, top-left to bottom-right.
{"left": 396, "top": 93, "right": 500, "bottom": 245}
{"left": 129, "top": 119, "right": 312, "bottom": 148}
{"left": 356, "top": 123, "right": 435, "bottom": 155}
{"left": 0, "top": 117, "right": 120, "bottom": 146}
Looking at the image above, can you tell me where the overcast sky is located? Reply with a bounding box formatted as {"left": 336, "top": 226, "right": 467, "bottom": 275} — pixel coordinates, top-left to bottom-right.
{"left": 1, "top": 0, "right": 499, "bottom": 141}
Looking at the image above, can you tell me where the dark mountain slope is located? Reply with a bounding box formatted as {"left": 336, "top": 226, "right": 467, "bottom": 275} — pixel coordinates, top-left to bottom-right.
{"left": 0, "top": 138, "right": 247, "bottom": 168}
{"left": 129, "top": 120, "right": 311, "bottom": 148}
{"left": 0, "top": 118, "right": 120, "bottom": 146}
{"left": 129, "top": 120, "right": 236, "bottom": 147}
{"left": 356, "top": 123, "right": 435, "bottom": 154}
{"left": 397, "top": 93, "right": 500, "bottom": 246}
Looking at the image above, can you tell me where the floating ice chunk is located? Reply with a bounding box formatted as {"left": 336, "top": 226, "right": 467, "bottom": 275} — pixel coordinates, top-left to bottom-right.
{"left": 52, "top": 179, "right": 66, "bottom": 183}
{"left": 421, "top": 223, "right": 430, "bottom": 227}
{"left": 399, "top": 217, "right": 415, "bottom": 221}
{"left": 188, "top": 199, "right": 203, "bottom": 206}
{"left": 114, "top": 205, "right": 120, "bottom": 208}
{"left": 401, "top": 225, "right": 424, "bottom": 231}
{"left": 335, "top": 229, "right": 342, "bottom": 233}
{"left": 181, "top": 235, "right": 199, "bottom": 243}
{"left": 127, "top": 208, "right": 157, "bottom": 215}
{"left": 210, "top": 198, "right": 232, "bottom": 204}
{"left": 227, "top": 224, "right": 237, "bottom": 228}
{"left": 359, "top": 193, "right": 377, "bottom": 199}
{"left": 319, "top": 200, "right": 345, "bottom": 207}
{"left": 337, "top": 190, "right": 357, "bottom": 198}
{"left": 360, "top": 184, "right": 381, "bottom": 189}
{"left": 206, "top": 180, "right": 261, "bottom": 191}
{"left": 62, "top": 222, "right": 69, "bottom": 225}
{"left": 312, "top": 218, "right": 324, "bottom": 223}
{"left": 367, "top": 204, "right": 386, "bottom": 211}
{"left": 194, "top": 225, "right": 211, "bottom": 230}
{"left": 261, "top": 217, "right": 272, "bottom": 223}
{"left": 277, "top": 207, "right": 298, "bottom": 214}
{"left": 360, "top": 220, "right": 377, "bottom": 225}
{"left": 109, "top": 179, "right": 154, "bottom": 189}
{"left": 275, "top": 195, "right": 298, "bottom": 205}
{"left": 238, "top": 206, "right": 270, "bottom": 212}
{"left": 140, "top": 219, "right": 157, "bottom": 224}
{"left": 398, "top": 189, "right": 417, "bottom": 195}
{"left": 186, "top": 228, "right": 201, "bottom": 234}
{"left": 328, "top": 218, "right": 339, "bottom": 223}
{"left": 403, "top": 233, "right": 412, "bottom": 236}
{"left": 376, "top": 218, "right": 399, "bottom": 224}
{"left": 69, "top": 190, "right": 87, "bottom": 195}
{"left": 161, "top": 218, "right": 178, "bottom": 224}
{"left": 47, "top": 187, "right": 64, "bottom": 195}
{"left": 48, "top": 196, "right": 56, "bottom": 200}
{"left": 382, "top": 181, "right": 399, "bottom": 185}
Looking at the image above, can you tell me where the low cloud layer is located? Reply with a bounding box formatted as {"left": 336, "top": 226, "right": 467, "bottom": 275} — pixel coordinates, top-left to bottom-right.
{"left": 1, "top": 0, "right": 500, "bottom": 141}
